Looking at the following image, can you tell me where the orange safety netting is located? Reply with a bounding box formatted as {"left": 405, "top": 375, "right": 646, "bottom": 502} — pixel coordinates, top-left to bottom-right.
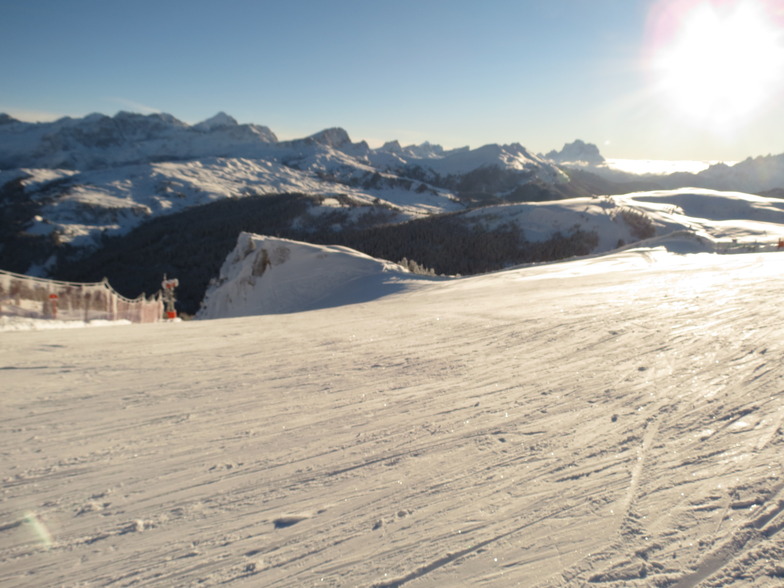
{"left": 0, "top": 270, "right": 163, "bottom": 324}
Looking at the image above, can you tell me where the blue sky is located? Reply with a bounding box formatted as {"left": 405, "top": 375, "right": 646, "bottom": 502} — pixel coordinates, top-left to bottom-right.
{"left": 2, "top": 0, "right": 783, "bottom": 160}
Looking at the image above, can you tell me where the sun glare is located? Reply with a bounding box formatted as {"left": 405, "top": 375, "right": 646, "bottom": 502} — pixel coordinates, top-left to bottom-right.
{"left": 646, "top": 0, "right": 784, "bottom": 130}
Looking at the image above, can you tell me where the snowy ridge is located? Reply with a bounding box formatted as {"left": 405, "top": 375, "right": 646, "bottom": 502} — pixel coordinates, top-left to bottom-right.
{"left": 3, "top": 112, "right": 784, "bottom": 194}
{"left": 694, "top": 153, "right": 784, "bottom": 193}
{"left": 0, "top": 111, "right": 277, "bottom": 170}
{"left": 192, "top": 111, "right": 240, "bottom": 132}
{"left": 405, "top": 142, "right": 567, "bottom": 182}
{"left": 0, "top": 111, "right": 561, "bottom": 182}
{"left": 198, "top": 232, "right": 414, "bottom": 318}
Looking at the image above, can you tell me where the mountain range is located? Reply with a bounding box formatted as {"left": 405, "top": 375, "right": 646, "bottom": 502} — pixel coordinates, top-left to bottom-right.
{"left": 2, "top": 110, "right": 784, "bottom": 313}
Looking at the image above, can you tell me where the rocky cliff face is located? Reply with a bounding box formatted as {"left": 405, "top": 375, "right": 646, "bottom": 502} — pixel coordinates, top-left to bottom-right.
{"left": 545, "top": 139, "right": 606, "bottom": 165}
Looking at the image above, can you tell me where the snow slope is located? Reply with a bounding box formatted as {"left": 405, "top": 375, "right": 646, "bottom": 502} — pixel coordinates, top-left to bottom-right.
{"left": 3, "top": 242, "right": 784, "bottom": 586}
{"left": 11, "top": 158, "right": 460, "bottom": 249}
{"left": 443, "top": 188, "right": 784, "bottom": 260}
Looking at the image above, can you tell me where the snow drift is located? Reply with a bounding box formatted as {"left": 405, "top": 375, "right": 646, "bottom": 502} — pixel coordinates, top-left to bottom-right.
{"left": 198, "top": 232, "right": 417, "bottom": 318}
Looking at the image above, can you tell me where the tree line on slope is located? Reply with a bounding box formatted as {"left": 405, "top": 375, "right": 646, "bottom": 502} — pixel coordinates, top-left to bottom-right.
{"left": 314, "top": 214, "right": 598, "bottom": 277}
{"left": 54, "top": 194, "right": 318, "bottom": 314}
{"left": 52, "top": 193, "right": 598, "bottom": 315}
{"left": 0, "top": 175, "right": 57, "bottom": 274}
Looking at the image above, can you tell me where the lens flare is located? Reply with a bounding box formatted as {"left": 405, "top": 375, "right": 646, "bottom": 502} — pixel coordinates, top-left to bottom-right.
{"left": 23, "top": 511, "right": 53, "bottom": 550}
{"left": 644, "top": 0, "right": 784, "bottom": 130}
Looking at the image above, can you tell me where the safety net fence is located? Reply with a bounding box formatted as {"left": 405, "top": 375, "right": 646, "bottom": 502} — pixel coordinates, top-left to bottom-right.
{"left": 0, "top": 269, "right": 163, "bottom": 324}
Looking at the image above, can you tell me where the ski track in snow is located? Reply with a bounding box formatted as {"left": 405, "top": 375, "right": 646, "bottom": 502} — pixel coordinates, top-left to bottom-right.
{"left": 2, "top": 252, "right": 784, "bottom": 586}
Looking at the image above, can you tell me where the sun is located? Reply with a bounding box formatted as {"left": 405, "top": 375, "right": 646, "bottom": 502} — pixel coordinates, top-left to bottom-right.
{"left": 645, "top": 0, "right": 784, "bottom": 130}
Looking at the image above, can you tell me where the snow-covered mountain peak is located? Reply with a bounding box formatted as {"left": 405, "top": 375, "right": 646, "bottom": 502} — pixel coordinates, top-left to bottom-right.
{"left": 82, "top": 112, "right": 110, "bottom": 124}
{"left": 417, "top": 141, "right": 562, "bottom": 179}
{"left": 113, "top": 110, "right": 185, "bottom": 126}
{"left": 545, "top": 139, "right": 606, "bottom": 165}
{"left": 307, "top": 127, "right": 352, "bottom": 148}
{"left": 376, "top": 140, "right": 458, "bottom": 160}
{"left": 380, "top": 139, "right": 403, "bottom": 153}
{"left": 0, "top": 113, "right": 19, "bottom": 125}
{"left": 194, "top": 111, "right": 239, "bottom": 131}
{"left": 0, "top": 111, "right": 280, "bottom": 169}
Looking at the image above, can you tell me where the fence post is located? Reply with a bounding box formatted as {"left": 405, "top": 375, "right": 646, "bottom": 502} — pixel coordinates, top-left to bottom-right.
{"left": 48, "top": 293, "right": 58, "bottom": 319}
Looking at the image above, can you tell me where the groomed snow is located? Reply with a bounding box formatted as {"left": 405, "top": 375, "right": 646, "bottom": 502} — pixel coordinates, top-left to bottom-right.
{"left": 3, "top": 239, "right": 784, "bottom": 586}
{"left": 0, "top": 316, "right": 132, "bottom": 332}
